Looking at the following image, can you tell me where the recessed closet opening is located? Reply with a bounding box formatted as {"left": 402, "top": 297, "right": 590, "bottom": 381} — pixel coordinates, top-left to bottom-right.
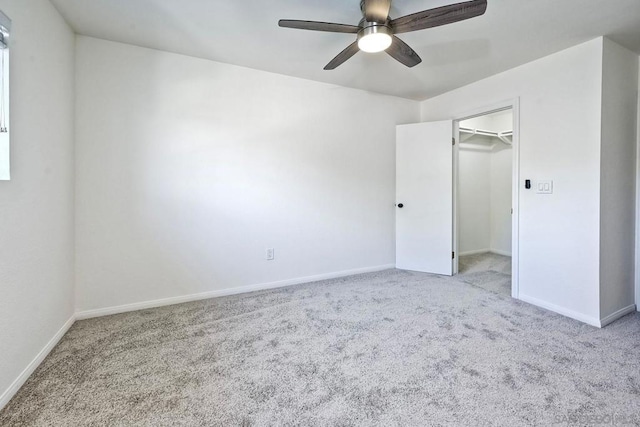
{"left": 454, "top": 108, "right": 514, "bottom": 297}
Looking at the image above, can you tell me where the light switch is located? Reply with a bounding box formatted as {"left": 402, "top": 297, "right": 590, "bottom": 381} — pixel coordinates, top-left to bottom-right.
{"left": 536, "top": 180, "right": 553, "bottom": 194}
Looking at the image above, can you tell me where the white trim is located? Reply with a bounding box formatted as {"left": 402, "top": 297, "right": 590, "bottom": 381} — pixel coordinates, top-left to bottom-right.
{"left": 76, "top": 264, "right": 396, "bottom": 320}
{"left": 452, "top": 121, "right": 460, "bottom": 275}
{"left": 519, "top": 294, "right": 601, "bottom": 327}
{"left": 510, "top": 98, "right": 521, "bottom": 300}
{"left": 0, "top": 315, "right": 75, "bottom": 410}
{"left": 600, "top": 304, "right": 637, "bottom": 327}
{"left": 636, "top": 85, "right": 640, "bottom": 311}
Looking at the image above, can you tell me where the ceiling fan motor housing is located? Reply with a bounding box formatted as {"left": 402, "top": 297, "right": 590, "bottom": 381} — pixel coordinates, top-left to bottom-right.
{"left": 357, "top": 20, "right": 392, "bottom": 41}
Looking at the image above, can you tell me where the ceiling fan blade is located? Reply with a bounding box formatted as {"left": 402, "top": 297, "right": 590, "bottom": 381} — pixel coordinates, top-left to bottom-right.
{"left": 386, "top": 36, "right": 422, "bottom": 68}
{"left": 279, "top": 20, "right": 360, "bottom": 34}
{"left": 324, "top": 42, "right": 360, "bottom": 70}
{"left": 390, "top": 0, "right": 487, "bottom": 34}
{"left": 364, "top": 0, "right": 392, "bottom": 23}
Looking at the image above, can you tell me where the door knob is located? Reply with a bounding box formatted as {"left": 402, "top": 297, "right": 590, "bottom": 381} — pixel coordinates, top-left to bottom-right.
{"left": 397, "top": 203, "right": 404, "bottom": 208}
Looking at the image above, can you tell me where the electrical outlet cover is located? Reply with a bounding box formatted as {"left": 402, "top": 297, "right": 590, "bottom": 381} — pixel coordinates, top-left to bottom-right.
{"left": 266, "top": 248, "right": 275, "bottom": 260}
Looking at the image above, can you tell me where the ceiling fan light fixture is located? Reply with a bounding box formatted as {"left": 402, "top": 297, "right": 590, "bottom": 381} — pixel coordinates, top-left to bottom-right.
{"left": 357, "top": 24, "right": 392, "bottom": 53}
{"left": 279, "top": 0, "right": 488, "bottom": 69}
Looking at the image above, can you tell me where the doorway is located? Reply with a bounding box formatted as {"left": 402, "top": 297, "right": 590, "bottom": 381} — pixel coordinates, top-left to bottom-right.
{"left": 395, "top": 99, "right": 520, "bottom": 298}
{"left": 454, "top": 109, "right": 514, "bottom": 297}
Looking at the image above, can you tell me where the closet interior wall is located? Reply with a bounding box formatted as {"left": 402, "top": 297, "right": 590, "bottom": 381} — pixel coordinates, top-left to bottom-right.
{"left": 458, "top": 111, "right": 513, "bottom": 256}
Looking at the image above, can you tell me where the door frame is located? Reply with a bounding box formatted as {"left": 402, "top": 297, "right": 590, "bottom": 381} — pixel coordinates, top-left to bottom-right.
{"left": 636, "top": 90, "right": 640, "bottom": 312}
{"left": 452, "top": 98, "right": 521, "bottom": 299}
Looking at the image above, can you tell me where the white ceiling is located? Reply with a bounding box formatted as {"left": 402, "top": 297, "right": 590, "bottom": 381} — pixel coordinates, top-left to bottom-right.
{"left": 49, "top": 0, "right": 640, "bottom": 100}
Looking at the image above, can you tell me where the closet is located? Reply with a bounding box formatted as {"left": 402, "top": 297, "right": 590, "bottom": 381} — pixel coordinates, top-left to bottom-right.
{"left": 457, "top": 110, "right": 513, "bottom": 259}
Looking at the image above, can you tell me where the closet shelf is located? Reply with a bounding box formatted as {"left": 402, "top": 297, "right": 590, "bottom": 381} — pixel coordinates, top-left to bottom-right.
{"left": 460, "top": 127, "right": 513, "bottom": 145}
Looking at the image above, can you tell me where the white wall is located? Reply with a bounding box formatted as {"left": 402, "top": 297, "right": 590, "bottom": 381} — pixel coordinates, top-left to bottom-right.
{"left": 458, "top": 148, "right": 491, "bottom": 254}
{"left": 0, "top": 0, "right": 75, "bottom": 407}
{"left": 457, "top": 145, "right": 512, "bottom": 256}
{"left": 599, "top": 39, "right": 638, "bottom": 320}
{"left": 490, "top": 111, "right": 514, "bottom": 133}
{"left": 421, "top": 38, "right": 604, "bottom": 325}
{"left": 75, "top": 36, "right": 419, "bottom": 313}
{"left": 461, "top": 115, "right": 494, "bottom": 132}
{"left": 461, "top": 110, "right": 512, "bottom": 133}
{"left": 490, "top": 146, "right": 513, "bottom": 255}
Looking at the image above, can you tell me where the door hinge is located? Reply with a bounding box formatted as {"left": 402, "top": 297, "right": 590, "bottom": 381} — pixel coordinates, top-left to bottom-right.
{"left": 452, "top": 137, "right": 456, "bottom": 146}
{"left": 452, "top": 251, "right": 455, "bottom": 259}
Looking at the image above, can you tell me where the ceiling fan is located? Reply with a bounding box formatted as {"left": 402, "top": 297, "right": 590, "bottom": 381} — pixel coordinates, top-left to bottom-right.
{"left": 279, "top": 0, "right": 487, "bottom": 70}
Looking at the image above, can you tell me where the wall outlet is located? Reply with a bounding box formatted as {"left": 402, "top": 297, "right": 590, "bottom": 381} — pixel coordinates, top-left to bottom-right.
{"left": 266, "top": 248, "right": 275, "bottom": 261}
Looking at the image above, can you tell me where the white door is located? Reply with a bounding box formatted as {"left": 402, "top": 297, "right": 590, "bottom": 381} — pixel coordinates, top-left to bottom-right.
{"left": 396, "top": 121, "right": 453, "bottom": 275}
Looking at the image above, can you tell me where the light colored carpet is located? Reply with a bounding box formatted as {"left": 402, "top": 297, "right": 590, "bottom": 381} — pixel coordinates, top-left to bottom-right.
{"left": 1, "top": 269, "right": 639, "bottom": 426}
{"left": 458, "top": 252, "right": 512, "bottom": 296}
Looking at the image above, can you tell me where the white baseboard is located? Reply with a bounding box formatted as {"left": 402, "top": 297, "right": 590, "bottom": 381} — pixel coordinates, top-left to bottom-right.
{"left": 600, "top": 304, "right": 637, "bottom": 328}
{"left": 518, "top": 294, "right": 601, "bottom": 327}
{"left": 489, "top": 249, "right": 512, "bottom": 257}
{"left": 458, "top": 249, "right": 512, "bottom": 257}
{"left": 0, "top": 315, "right": 76, "bottom": 411}
{"left": 459, "top": 249, "right": 491, "bottom": 256}
{"left": 76, "top": 264, "right": 396, "bottom": 320}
